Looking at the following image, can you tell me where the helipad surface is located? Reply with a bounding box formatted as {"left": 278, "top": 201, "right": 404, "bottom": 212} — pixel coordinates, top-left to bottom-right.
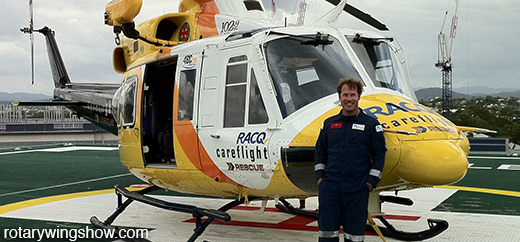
{"left": 1, "top": 145, "right": 520, "bottom": 241}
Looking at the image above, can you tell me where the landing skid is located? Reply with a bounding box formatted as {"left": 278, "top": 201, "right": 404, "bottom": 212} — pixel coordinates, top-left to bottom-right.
{"left": 275, "top": 198, "right": 448, "bottom": 241}
{"left": 372, "top": 216, "right": 448, "bottom": 241}
{"left": 90, "top": 185, "right": 248, "bottom": 242}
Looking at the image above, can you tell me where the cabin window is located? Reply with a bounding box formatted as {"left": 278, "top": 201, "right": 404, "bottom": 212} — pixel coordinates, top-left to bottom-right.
{"left": 178, "top": 69, "right": 196, "bottom": 121}
{"left": 248, "top": 69, "right": 268, "bottom": 124}
{"left": 244, "top": 1, "right": 263, "bottom": 11}
{"left": 265, "top": 35, "right": 362, "bottom": 118}
{"left": 348, "top": 37, "right": 404, "bottom": 93}
{"left": 224, "top": 56, "right": 248, "bottom": 127}
{"left": 121, "top": 75, "right": 138, "bottom": 127}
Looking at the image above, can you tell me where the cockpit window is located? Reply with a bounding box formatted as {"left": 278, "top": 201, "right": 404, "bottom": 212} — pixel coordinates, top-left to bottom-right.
{"left": 265, "top": 35, "right": 362, "bottom": 118}
{"left": 112, "top": 85, "right": 123, "bottom": 127}
{"left": 121, "top": 75, "right": 138, "bottom": 127}
{"left": 348, "top": 36, "right": 405, "bottom": 93}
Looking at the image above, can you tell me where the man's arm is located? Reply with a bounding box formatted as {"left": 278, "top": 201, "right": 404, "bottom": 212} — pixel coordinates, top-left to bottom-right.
{"left": 314, "top": 123, "right": 328, "bottom": 181}
{"left": 366, "top": 123, "right": 386, "bottom": 187}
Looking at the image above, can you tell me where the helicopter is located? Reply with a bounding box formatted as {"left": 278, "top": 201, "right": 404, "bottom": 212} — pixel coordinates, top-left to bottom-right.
{"left": 16, "top": 0, "right": 496, "bottom": 241}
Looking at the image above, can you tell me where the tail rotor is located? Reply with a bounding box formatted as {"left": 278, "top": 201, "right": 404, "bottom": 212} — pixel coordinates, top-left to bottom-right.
{"left": 20, "top": 0, "right": 35, "bottom": 85}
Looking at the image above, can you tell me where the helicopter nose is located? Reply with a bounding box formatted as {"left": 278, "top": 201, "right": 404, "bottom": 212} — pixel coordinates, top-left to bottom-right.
{"left": 398, "top": 140, "right": 468, "bottom": 185}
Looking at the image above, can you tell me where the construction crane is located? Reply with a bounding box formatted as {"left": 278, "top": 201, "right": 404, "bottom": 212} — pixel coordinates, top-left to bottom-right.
{"left": 435, "top": 0, "right": 459, "bottom": 119}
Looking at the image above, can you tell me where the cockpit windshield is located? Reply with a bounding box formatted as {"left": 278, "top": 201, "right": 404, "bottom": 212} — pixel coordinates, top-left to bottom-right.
{"left": 347, "top": 35, "right": 411, "bottom": 95}
{"left": 265, "top": 34, "right": 361, "bottom": 118}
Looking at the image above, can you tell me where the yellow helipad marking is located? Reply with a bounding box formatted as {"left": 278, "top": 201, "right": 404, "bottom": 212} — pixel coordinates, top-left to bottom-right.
{"left": 3, "top": 186, "right": 519, "bottom": 217}
{"left": 0, "top": 187, "right": 141, "bottom": 215}
{"left": 437, "top": 185, "right": 520, "bottom": 198}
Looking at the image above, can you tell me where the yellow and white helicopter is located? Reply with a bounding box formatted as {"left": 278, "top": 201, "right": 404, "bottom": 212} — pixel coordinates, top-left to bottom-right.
{"left": 17, "top": 0, "right": 494, "bottom": 241}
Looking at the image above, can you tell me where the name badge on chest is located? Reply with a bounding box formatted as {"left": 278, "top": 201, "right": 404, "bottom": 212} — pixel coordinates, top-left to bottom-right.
{"left": 352, "top": 123, "right": 365, "bottom": 131}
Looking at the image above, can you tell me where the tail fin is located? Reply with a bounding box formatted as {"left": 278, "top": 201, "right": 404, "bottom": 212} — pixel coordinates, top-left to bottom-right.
{"left": 38, "top": 27, "right": 71, "bottom": 88}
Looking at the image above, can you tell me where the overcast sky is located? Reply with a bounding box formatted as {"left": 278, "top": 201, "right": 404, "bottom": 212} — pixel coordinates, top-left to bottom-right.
{"left": 1, "top": 0, "right": 518, "bottom": 96}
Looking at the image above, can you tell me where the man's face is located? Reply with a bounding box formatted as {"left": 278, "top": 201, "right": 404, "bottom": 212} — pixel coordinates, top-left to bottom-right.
{"left": 339, "top": 85, "right": 360, "bottom": 116}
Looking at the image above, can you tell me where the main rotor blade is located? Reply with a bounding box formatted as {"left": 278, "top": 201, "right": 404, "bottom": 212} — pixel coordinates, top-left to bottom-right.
{"left": 325, "top": 0, "right": 389, "bottom": 31}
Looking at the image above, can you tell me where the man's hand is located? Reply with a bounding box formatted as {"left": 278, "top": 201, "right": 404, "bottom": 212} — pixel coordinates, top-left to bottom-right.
{"left": 366, "top": 182, "right": 374, "bottom": 192}
{"left": 317, "top": 178, "right": 323, "bottom": 185}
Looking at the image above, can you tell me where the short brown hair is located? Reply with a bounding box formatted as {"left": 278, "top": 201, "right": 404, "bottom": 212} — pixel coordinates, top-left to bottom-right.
{"left": 337, "top": 77, "right": 363, "bottom": 96}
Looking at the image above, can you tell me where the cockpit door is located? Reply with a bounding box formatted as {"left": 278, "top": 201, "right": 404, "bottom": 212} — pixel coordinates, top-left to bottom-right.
{"left": 117, "top": 66, "right": 145, "bottom": 168}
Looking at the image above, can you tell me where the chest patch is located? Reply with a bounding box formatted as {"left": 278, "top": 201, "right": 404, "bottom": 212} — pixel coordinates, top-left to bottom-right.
{"left": 352, "top": 123, "right": 365, "bottom": 131}
{"left": 331, "top": 122, "right": 343, "bottom": 129}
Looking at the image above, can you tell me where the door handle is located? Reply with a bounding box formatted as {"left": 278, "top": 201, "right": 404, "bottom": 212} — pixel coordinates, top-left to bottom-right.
{"left": 210, "top": 134, "right": 220, "bottom": 139}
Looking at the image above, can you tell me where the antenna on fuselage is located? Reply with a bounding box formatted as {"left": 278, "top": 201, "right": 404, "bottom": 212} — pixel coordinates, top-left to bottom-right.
{"left": 310, "top": 0, "right": 347, "bottom": 26}
{"left": 324, "top": 0, "right": 388, "bottom": 31}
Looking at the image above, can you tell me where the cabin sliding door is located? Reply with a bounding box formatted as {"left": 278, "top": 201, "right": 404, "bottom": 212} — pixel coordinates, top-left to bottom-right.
{"left": 197, "top": 45, "right": 273, "bottom": 189}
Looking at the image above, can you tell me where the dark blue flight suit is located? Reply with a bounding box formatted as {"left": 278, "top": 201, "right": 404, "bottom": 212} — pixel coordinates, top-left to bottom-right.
{"left": 314, "top": 108, "right": 386, "bottom": 242}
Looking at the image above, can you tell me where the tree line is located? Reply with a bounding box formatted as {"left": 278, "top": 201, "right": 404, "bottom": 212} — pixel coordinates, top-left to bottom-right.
{"left": 420, "top": 96, "right": 520, "bottom": 144}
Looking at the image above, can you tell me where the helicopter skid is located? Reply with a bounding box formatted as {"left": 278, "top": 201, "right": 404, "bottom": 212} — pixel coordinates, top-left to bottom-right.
{"left": 276, "top": 198, "right": 448, "bottom": 241}
{"left": 372, "top": 216, "right": 448, "bottom": 241}
{"left": 90, "top": 185, "right": 247, "bottom": 242}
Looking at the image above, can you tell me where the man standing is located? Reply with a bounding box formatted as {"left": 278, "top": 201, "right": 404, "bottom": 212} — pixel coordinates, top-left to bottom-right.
{"left": 314, "top": 77, "right": 386, "bottom": 242}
